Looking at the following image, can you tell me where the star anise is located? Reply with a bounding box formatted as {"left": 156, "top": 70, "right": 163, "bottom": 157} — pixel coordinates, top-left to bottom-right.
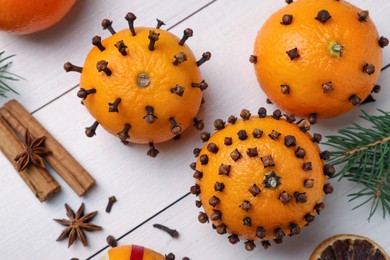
{"left": 14, "top": 129, "right": 50, "bottom": 172}
{"left": 54, "top": 203, "right": 102, "bottom": 247}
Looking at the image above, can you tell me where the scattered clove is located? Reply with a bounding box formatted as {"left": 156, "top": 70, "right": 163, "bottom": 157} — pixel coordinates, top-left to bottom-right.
{"left": 153, "top": 223, "right": 179, "bottom": 238}
{"left": 106, "top": 195, "right": 117, "bottom": 213}
{"left": 106, "top": 235, "right": 117, "bottom": 247}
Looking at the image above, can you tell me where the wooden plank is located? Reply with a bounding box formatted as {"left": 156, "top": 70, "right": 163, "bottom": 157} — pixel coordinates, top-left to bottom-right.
{"left": 0, "top": 0, "right": 214, "bottom": 112}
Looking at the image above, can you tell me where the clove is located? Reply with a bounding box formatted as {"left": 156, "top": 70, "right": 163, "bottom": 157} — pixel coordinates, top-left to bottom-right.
{"left": 320, "top": 150, "right": 331, "bottom": 161}
{"left": 284, "top": 135, "right": 297, "bottom": 147}
{"left": 252, "top": 128, "right": 263, "bottom": 138}
{"left": 173, "top": 52, "right": 187, "bottom": 66}
{"left": 261, "top": 155, "right": 275, "bottom": 167}
{"left": 249, "top": 184, "right": 261, "bottom": 196}
{"left": 191, "top": 80, "right": 208, "bottom": 91}
{"left": 258, "top": 107, "right": 267, "bottom": 118}
{"left": 349, "top": 95, "right": 361, "bottom": 106}
{"left": 208, "top": 196, "right": 220, "bottom": 207}
{"left": 311, "top": 133, "right": 322, "bottom": 143}
{"left": 144, "top": 106, "right": 157, "bottom": 124}
{"left": 190, "top": 162, "right": 196, "bottom": 170}
{"left": 279, "top": 191, "right": 292, "bottom": 205}
{"left": 305, "top": 214, "right": 315, "bottom": 223}
{"left": 273, "top": 109, "right": 282, "bottom": 120}
{"left": 304, "top": 179, "right": 315, "bottom": 188}
{"left": 199, "top": 154, "right": 208, "bottom": 165}
{"left": 263, "top": 171, "right": 281, "bottom": 188}
{"left": 170, "top": 85, "right": 185, "bottom": 97}
{"left": 308, "top": 113, "right": 317, "bottom": 124}
{"left": 105, "top": 196, "right": 117, "bottom": 213}
{"left": 363, "top": 64, "right": 375, "bottom": 75}
{"left": 237, "top": 129, "right": 248, "bottom": 140}
{"left": 244, "top": 241, "right": 256, "bottom": 251}
{"left": 77, "top": 88, "right": 96, "bottom": 99}
{"left": 247, "top": 147, "right": 258, "bottom": 157}
{"left": 193, "top": 148, "right": 201, "bottom": 157}
{"left": 108, "top": 98, "right": 121, "bottom": 113}
{"left": 357, "top": 10, "right": 369, "bottom": 22}
{"left": 295, "top": 147, "right": 306, "bottom": 158}
{"left": 322, "top": 82, "right": 333, "bottom": 94}
{"left": 216, "top": 224, "right": 227, "bottom": 235}
{"left": 153, "top": 223, "right": 179, "bottom": 238}
{"left": 85, "top": 121, "right": 99, "bottom": 137}
{"left": 302, "top": 162, "right": 312, "bottom": 171}
{"left": 193, "top": 117, "right": 204, "bottom": 130}
{"left": 286, "top": 48, "right": 299, "bottom": 60}
{"left": 169, "top": 117, "right": 182, "bottom": 134}
{"left": 281, "top": 14, "right": 293, "bottom": 25}
{"left": 193, "top": 171, "right": 203, "bottom": 180}
{"left": 315, "top": 10, "right": 331, "bottom": 23}
{"left": 179, "top": 28, "right": 193, "bottom": 46}
{"left": 227, "top": 115, "right": 237, "bottom": 124}
{"left": 274, "top": 228, "right": 285, "bottom": 240}
{"left": 106, "top": 235, "right": 118, "bottom": 247}
{"left": 269, "top": 130, "right": 281, "bottom": 140}
{"left": 207, "top": 143, "right": 219, "bottom": 153}
{"left": 378, "top": 36, "right": 389, "bottom": 48}
{"left": 195, "top": 200, "right": 202, "bottom": 208}
{"left": 323, "top": 164, "right": 335, "bottom": 177}
{"left": 97, "top": 60, "right": 112, "bottom": 76}
{"left": 281, "top": 84, "right": 290, "bottom": 94}
{"left": 147, "top": 143, "right": 159, "bottom": 157}
{"left": 102, "top": 19, "right": 116, "bottom": 35}
{"left": 214, "top": 119, "right": 225, "bottom": 130}
{"left": 165, "top": 253, "right": 176, "bottom": 260}
{"left": 190, "top": 184, "right": 200, "bottom": 196}
{"left": 266, "top": 98, "right": 273, "bottom": 104}
{"left": 289, "top": 224, "right": 300, "bottom": 235}
{"left": 228, "top": 234, "right": 240, "bottom": 244}
{"left": 262, "top": 241, "right": 271, "bottom": 249}
{"left": 210, "top": 209, "right": 222, "bottom": 221}
{"left": 148, "top": 30, "right": 160, "bottom": 51}
{"left": 224, "top": 137, "right": 233, "bottom": 145}
{"left": 294, "top": 192, "right": 307, "bottom": 203}
{"left": 256, "top": 227, "right": 266, "bottom": 239}
{"left": 125, "top": 12, "right": 137, "bottom": 36}
{"left": 243, "top": 217, "right": 252, "bottom": 226}
{"left": 64, "top": 62, "right": 83, "bottom": 73}
{"left": 200, "top": 132, "right": 210, "bottom": 142}
{"left": 92, "top": 36, "right": 105, "bottom": 51}
{"left": 196, "top": 52, "right": 211, "bottom": 67}
{"left": 240, "top": 200, "right": 252, "bottom": 212}
{"left": 323, "top": 183, "right": 334, "bottom": 194}
{"left": 214, "top": 182, "right": 225, "bottom": 192}
{"left": 115, "top": 40, "right": 128, "bottom": 56}
{"left": 249, "top": 55, "right": 257, "bottom": 64}
{"left": 198, "top": 212, "right": 208, "bottom": 223}
{"left": 117, "top": 124, "right": 131, "bottom": 144}
{"left": 240, "top": 109, "right": 251, "bottom": 120}
{"left": 298, "top": 119, "right": 310, "bottom": 132}
{"left": 315, "top": 202, "right": 326, "bottom": 214}
{"left": 230, "top": 149, "right": 241, "bottom": 161}
{"left": 218, "top": 164, "right": 230, "bottom": 176}
{"left": 284, "top": 113, "right": 296, "bottom": 123}
{"left": 156, "top": 19, "right": 165, "bottom": 29}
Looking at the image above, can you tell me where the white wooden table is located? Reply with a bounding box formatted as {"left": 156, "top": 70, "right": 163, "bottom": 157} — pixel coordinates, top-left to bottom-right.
{"left": 1, "top": 0, "right": 389, "bottom": 259}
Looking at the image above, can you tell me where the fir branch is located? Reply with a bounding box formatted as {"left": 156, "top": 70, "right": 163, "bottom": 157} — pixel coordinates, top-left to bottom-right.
{"left": 325, "top": 110, "right": 390, "bottom": 220}
{"left": 0, "top": 51, "right": 22, "bottom": 97}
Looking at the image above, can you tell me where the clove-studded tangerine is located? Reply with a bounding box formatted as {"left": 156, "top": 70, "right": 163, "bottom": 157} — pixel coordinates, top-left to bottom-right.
{"left": 64, "top": 13, "right": 210, "bottom": 156}
{"left": 251, "top": 0, "right": 387, "bottom": 119}
{"left": 191, "top": 108, "right": 334, "bottom": 250}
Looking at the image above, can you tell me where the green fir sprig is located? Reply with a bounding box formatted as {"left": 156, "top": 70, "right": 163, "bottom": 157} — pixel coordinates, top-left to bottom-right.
{"left": 0, "top": 51, "right": 22, "bottom": 98}
{"left": 325, "top": 110, "right": 390, "bottom": 220}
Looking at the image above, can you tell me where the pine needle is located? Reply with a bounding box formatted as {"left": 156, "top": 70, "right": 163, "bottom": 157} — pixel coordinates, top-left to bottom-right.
{"left": 0, "top": 51, "right": 22, "bottom": 97}
{"left": 325, "top": 110, "right": 390, "bottom": 220}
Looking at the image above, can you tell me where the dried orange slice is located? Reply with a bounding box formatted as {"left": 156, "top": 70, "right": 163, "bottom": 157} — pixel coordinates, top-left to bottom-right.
{"left": 64, "top": 13, "right": 210, "bottom": 156}
{"left": 107, "top": 245, "right": 164, "bottom": 260}
{"left": 310, "top": 234, "right": 389, "bottom": 260}
{"left": 191, "top": 108, "right": 334, "bottom": 250}
{"left": 252, "top": 0, "right": 388, "bottom": 119}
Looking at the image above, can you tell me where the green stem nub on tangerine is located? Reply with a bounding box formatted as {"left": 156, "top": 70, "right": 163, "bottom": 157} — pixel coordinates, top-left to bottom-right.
{"left": 328, "top": 40, "right": 343, "bottom": 57}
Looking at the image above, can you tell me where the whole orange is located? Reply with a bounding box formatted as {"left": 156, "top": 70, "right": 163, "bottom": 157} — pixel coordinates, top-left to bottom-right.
{"left": 0, "top": 0, "right": 76, "bottom": 34}
{"left": 191, "top": 108, "right": 334, "bottom": 250}
{"left": 64, "top": 14, "right": 210, "bottom": 156}
{"left": 107, "top": 245, "right": 165, "bottom": 260}
{"left": 253, "top": 0, "right": 388, "bottom": 119}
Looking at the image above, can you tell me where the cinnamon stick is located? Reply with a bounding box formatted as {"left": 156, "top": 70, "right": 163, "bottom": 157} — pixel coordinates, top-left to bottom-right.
{"left": 0, "top": 115, "right": 60, "bottom": 202}
{"left": 0, "top": 100, "right": 95, "bottom": 196}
